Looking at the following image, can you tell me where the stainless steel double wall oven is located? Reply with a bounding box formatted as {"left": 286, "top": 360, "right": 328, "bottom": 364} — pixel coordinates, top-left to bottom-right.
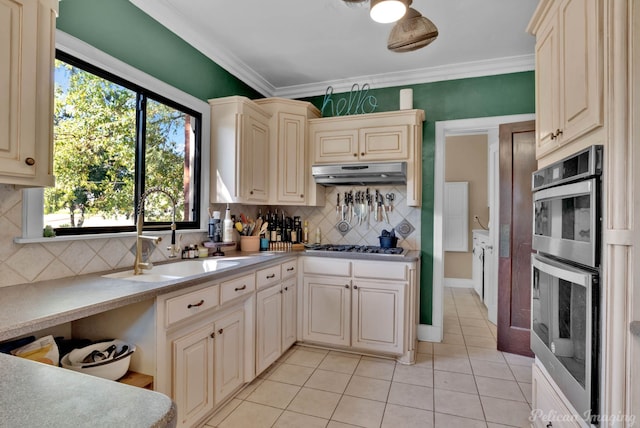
{"left": 531, "top": 145, "right": 603, "bottom": 424}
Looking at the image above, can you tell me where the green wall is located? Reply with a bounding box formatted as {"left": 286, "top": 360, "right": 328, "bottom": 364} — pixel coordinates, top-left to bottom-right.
{"left": 56, "top": 0, "right": 534, "bottom": 326}
{"left": 304, "top": 72, "right": 535, "bottom": 324}
{"left": 57, "top": 0, "right": 260, "bottom": 101}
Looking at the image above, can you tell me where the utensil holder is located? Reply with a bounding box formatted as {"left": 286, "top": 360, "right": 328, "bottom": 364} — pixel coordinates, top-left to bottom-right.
{"left": 240, "top": 236, "right": 260, "bottom": 252}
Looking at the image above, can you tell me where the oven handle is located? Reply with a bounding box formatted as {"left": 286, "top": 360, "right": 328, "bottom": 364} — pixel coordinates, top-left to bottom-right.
{"left": 531, "top": 254, "right": 595, "bottom": 288}
{"left": 533, "top": 179, "right": 593, "bottom": 203}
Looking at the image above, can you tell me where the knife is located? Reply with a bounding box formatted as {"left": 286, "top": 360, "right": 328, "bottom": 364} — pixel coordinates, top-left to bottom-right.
{"left": 336, "top": 192, "right": 340, "bottom": 220}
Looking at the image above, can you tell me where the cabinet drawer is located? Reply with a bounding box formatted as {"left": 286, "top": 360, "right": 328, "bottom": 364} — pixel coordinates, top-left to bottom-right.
{"left": 281, "top": 260, "right": 297, "bottom": 279}
{"left": 353, "top": 261, "right": 408, "bottom": 281}
{"left": 220, "top": 274, "right": 256, "bottom": 304}
{"left": 165, "top": 284, "right": 219, "bottom": 327}
{"left": 256, "top": 265, "right": 281, "bottom": 289}
{"left": 303, "top": 257, "right": 351, "bottom": 276}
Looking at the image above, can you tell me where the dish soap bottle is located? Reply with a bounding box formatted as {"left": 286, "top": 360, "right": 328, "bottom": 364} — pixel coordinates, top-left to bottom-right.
{"left": 223, "top": 204, "right": 234, "bottom": 243}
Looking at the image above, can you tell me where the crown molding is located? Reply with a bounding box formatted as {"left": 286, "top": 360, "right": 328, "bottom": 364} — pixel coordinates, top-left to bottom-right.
{"left": 129, "top": 1, "right": 533, "bottom": 99}
{"left": 274, "top": 54, "right": 535, "bottom": 98}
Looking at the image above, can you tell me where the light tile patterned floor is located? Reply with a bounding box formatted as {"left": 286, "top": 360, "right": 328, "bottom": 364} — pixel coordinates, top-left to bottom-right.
{"left": 205, "top": 287, "right": 534, "bottom": 428}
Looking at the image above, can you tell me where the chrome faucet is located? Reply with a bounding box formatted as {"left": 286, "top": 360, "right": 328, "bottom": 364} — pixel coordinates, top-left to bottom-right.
{"left": 134, "top": 186, "right": 179, "bottom": 275}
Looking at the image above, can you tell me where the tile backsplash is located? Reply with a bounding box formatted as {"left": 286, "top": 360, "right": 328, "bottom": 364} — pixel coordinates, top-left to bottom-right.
{"left": 0, "top": 184, "right": 419, "bottom": 289}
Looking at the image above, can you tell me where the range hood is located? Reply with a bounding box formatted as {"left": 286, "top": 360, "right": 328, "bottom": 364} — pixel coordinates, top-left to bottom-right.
{"left": 312, "top": 162, "right": 407, "bottom": 185}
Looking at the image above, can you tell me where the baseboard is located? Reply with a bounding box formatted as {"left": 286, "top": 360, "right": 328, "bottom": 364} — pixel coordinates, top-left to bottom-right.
{"left": 417, "top": 324, "right": 442, "bottom": 342}
{"left": 444, "top": 278, "right": 474, "bottom": 288}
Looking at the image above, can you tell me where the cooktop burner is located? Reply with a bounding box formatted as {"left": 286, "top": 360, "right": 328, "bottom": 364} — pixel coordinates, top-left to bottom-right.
{"left": 305, "top": 244, "right": 406, "bottom": 256}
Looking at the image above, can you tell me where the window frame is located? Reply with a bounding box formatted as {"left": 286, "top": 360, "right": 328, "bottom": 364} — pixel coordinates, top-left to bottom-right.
{"left": 19, "top": 30, "right": 211, "bottom": 242}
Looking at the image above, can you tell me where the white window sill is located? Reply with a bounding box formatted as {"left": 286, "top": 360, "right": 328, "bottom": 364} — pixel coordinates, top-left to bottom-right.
{"left": 15, "top": 229, "right": 207, "bottom": 244}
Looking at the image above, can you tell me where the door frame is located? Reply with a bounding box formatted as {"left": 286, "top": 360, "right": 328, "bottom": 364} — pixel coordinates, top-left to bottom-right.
{"left": 424, "top": 114, "right": 534, "bottom": 342}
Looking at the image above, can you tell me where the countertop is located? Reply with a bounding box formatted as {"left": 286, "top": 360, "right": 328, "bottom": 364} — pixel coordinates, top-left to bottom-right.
{"left": 0, "top": 248, "right": 419, "bottom": 428}
{"left": 0, "top": 352, "right": 176, "bottom": 428}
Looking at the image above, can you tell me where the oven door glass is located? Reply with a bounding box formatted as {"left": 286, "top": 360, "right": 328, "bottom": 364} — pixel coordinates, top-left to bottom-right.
{"left": 533, "top": 179, "right": 598, "bottom": 267}
{"left": 531, "top": 254, "right": 598, "bottom": 423}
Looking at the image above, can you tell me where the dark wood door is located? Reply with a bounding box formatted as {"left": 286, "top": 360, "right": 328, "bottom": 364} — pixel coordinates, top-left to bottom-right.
{"left": 497, "top": 120, "right": 536, "bottom": 356}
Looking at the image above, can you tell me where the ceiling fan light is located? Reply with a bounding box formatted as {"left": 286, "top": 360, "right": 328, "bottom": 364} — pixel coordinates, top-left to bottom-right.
{"left": 387, "top": 8, "right": 439, "bottom": 52}
{"left": 370, "top": 0, "right": 409, "bottom": 24}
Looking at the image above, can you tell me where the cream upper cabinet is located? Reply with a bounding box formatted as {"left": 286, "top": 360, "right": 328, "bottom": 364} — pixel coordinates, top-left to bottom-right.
{"left": 255, "top": 98, "right": 324, "bottom": 206}
{"left": 309, "top": 110, "right": 424, "bottom": 206}
{"left": 209, "top": 96, "right": 271, "bottom": 204}
{"left": 528, "top": 0, "right": 603, "bottom": 162}
{"left": 0, "top": 0, "right": 57, "bottom": 187}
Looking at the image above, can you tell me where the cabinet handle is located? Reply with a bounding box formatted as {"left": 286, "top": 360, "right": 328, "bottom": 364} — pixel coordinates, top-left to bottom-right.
{"left": 546, "top": 423, "right": 553, "bottom": 428}
{"left": 187, "top": 299, "right": 204, "bottom": 309}
{"left": 549, "top": 131, "right": 556, "bottom": 140}
{"left": 266, "top": 274, "right": 275, "bottom": 279}
{"left": 556, "top": 128, "right": 563, "bottom": 137}
{"left": 25, "top": 157, "right": 35, "bottom": 166}
{"left": 286, "top": 267, "right": 294, "bottom": 272}
{"left": 210, "top": 332, "right": 215, "bottom": 338}
{"left": 218, "top": 328, "right": 223, "bottom": 335}
{"left": 235, "top": 285, "right": 247, "bottom": 292}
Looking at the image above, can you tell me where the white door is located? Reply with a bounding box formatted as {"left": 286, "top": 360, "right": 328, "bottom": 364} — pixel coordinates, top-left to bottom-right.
{"left": 302, "top": 276, "right": 351, "bottom": 346}
{"left": 172, "top": 323, "right": 214, "bottom": 427}
{"left": 214, "top": 309, "right": 244, "bottom": 405}
{"left": 256, "top": 284, "right": 282, "bottom": 374}
{"left": 351, "top": 280, "right": 405, "bottom": 354}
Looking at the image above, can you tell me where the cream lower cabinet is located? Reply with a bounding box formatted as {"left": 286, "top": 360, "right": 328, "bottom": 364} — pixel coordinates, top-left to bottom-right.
{"left": 531, "top": 362, "right": 585, "bottom": 428}
{"left": 213, "top": 308, "right": 245, "bottom": 405}
{"left": 301, "top": 257, "right": 417, "bottom": 362}
{"left": 255, "top": 259, "right": 298, "bottom": 374}
{"left": 157, "top": 273, "right": 255, "bottom": 428}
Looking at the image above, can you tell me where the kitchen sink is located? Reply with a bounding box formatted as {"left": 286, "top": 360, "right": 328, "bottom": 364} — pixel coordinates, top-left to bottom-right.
{"left": 102, "top": 259, "right": 240, "bottom": 282}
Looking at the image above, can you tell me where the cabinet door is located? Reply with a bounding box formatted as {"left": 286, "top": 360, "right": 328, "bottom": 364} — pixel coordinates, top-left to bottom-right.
{"left": 275, "top": 112, "right": 306, "bottom": 204}
{"left": 256, "top": 284, "right": 282, "bottom": 374}
{"left": 532, "top": 363, "right": 583, "bottom": 428}
{"left": 558, "top": 0, "right": 602, "bottom": 145}
{"left": 242, "top": 113, "right": 269, "bottom": 202}
{"left": 351, "top": 280, "right": 405, "bottom": 354}
{"left": 0, "top": 0, "right": 56, "bottom": 186}
{"left": 359, "top": 125, "right": 409, "bottom": 160}
{"left": 173, "top": 323, "right": 214, "bottom": 428}
{"left": 534, "top": 11, "right": 560, "bottom": 159}
{"left": 214, "top": 309, "right": 245, "bottom": 405}
{"left": 312, "top": 127, "right": 359, "bottom": 164}
{"left": 302, "top": 276, "right": 351, "bottom": 346}
{"left": 281, "top": 277, "right": 297, "bottom": 351}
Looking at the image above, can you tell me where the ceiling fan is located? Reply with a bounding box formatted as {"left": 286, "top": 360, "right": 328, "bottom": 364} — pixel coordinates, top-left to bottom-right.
{"left": 343, "top": 0, "right": 439, "bottom": 52}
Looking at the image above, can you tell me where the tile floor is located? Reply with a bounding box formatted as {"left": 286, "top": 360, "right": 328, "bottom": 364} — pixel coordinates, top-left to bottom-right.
{"left": 205, "top": 287, "right": 534, "bottom": 428}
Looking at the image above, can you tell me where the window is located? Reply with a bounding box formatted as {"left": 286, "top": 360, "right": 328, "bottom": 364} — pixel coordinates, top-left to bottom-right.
{"left": 47, "top": 51, "right": 201, "bottom": 235}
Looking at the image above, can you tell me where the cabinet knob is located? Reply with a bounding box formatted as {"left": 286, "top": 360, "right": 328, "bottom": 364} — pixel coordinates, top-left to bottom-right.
{"left": 353, "top": 285, "right": 358, "bottom": 290}
{"left": 250, "top": 190, "right": 254, "bottom": 195}
{"left": 353, "top": 153, "right": 357, "bottom": 157}
{"left": 344, "top": 284, "right": 350, "bottom": 289}
{"left": 279, "top": 290, "right": 283, "bottom": 294}
{"left": 300, "top": 194, "right": 304, "bottom": 198}
{"left": 218, "top": 328, "right": 223, "bottom": 335}
{"left": 360, "top": 152, "right": 365, "bottom": 156}
{"left": 549, "top": 132, "right": 556, "bottom": 140}
{"left": 25, "top": 157, "right": 35, "bottom": 166}
{"left": 284, "top": 287, "right": 288, "bottom": 291}
{"left": 556, "top": 129, "right": 563, "bottom": 137}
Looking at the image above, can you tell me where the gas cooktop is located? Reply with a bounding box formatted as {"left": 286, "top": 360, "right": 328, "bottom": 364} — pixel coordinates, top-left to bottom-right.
{"left": 305, "top": 244, "right": 406, "bottom": 256}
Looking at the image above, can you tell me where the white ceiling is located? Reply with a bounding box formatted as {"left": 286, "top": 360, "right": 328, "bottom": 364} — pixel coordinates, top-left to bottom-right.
{"left": 130, "top": 0, "right": 539, "bottom": 98}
